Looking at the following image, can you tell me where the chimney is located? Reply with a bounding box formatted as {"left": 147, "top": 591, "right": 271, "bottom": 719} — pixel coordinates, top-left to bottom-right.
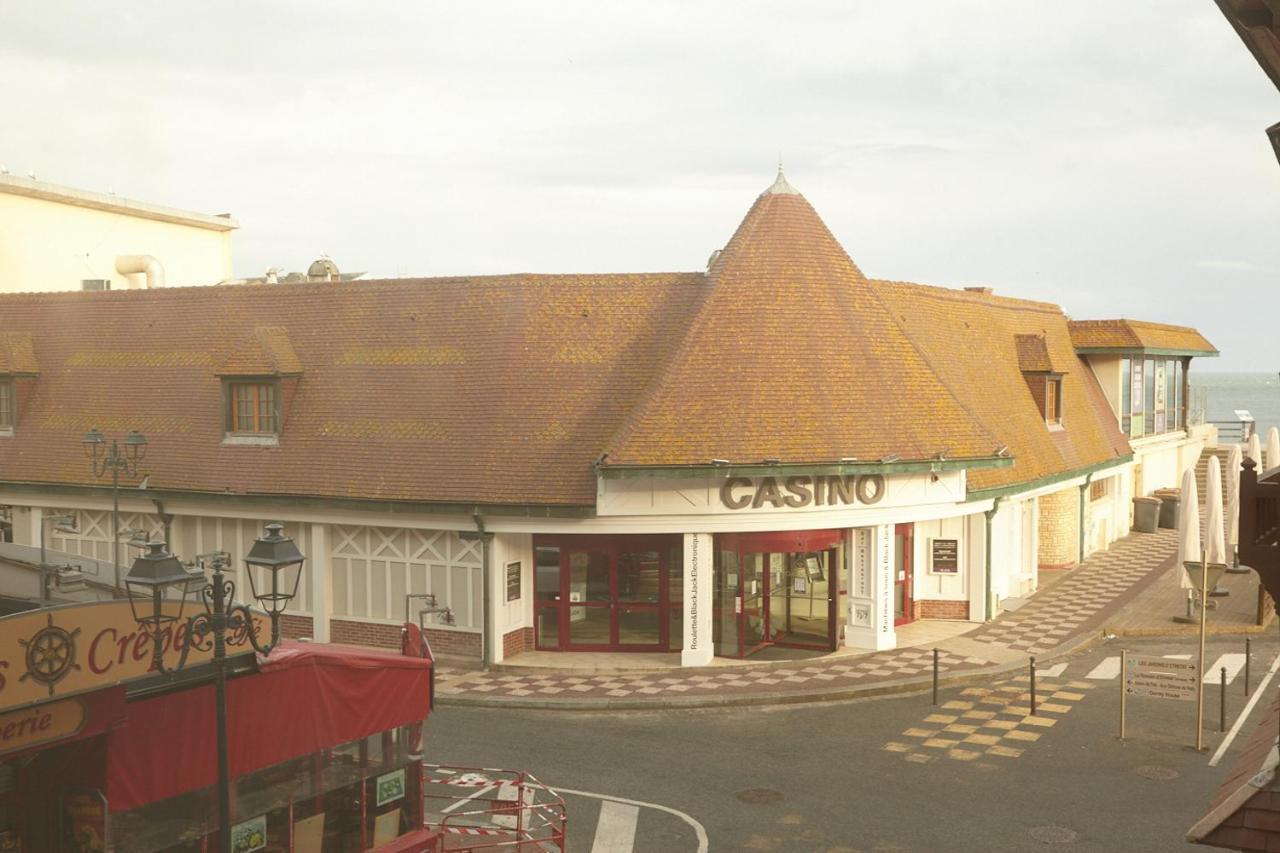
{"left": 964, "top": 286, "right": 993, "bottom": 295}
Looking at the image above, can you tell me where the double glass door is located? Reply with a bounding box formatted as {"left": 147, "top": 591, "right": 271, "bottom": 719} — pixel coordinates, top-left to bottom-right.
{"left": 714, "top": 530, "right": 845, "bottom": 658}
{"left": 534, "top": 535, "right": 681, "bottom": 651}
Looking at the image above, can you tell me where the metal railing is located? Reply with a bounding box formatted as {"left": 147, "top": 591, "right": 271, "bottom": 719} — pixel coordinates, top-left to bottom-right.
{"left": 1207, "top": 408, "right": 1257, "bottom": 445}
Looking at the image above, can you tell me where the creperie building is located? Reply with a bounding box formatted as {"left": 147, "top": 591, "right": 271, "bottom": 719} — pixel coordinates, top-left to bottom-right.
{"left": 0, "top": 171, "right": 1218, "bottom": 669}
{"left": 0, "top": 601, "right": 437, "bottom": 852}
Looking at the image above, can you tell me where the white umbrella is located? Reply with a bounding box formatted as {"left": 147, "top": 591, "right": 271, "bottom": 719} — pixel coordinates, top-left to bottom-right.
{"left": 1205, "top": 457, "right": 1226, "bottom": 566}
{"left": 1248, "top": 432, "right": 1264, "bottom": 469}
{"left": 1226, "top": 443, "right": 1242, "bottom": 553}
{"left": 1177, "top": 465, "right": 1201, "bottom": 590}
{"left": 1267, "top": 426, "right": 1280, "bottom": 472}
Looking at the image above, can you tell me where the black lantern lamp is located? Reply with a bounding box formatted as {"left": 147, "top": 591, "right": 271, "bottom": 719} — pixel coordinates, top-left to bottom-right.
{"left": 124, "top": 541, "right": 198, "bottom": 666}
{"left": 81, "top": 427, "right": 104, "bottom": 457}
{"left": 123, "top": 429, "right": 148, "bottom": 461}
{"left": 243, "top": 523, "right": 306, "bottom": 645}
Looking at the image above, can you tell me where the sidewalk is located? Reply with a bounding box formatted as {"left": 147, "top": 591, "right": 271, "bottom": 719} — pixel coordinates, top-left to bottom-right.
{"left": 435, "top": 527, "right": 1255, "bottom": 710}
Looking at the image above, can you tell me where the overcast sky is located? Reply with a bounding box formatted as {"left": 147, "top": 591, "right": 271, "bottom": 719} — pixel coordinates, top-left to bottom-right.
{"left": 3, "top": 1, "right": 1278, "bottom": 369}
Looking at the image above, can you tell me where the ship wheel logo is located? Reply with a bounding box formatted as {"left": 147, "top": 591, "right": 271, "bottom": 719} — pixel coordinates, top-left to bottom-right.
{"left": 18, "top": 613, "right": 82, "bottom": 695}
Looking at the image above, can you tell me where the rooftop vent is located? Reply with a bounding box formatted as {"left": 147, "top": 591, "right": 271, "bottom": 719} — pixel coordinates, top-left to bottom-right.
{"left": 964, "top": 286, "right": 993, "bottom": 295}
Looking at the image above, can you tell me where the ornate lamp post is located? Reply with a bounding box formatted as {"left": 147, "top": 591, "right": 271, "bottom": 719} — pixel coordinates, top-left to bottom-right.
{"left": 81, "top": 428, "right": 148, "bottom": 593}
{"left": 123, "top": 522, "right": 305, "bottom": 853}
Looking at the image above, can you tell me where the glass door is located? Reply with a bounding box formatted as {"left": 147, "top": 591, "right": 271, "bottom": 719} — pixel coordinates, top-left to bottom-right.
{"left": 740, "top": 552, "right": 768, "bottom": 656}
{"left": 615, "top": 547, "right": 665, "bottom": 650}
{"left": 770, "top": 549, "right": 834, "bottom": 648}
{"left": 566, "top": 548, "right": 612, "bottom": 648}
{"left": 894, "top": 523, "right": 914, "bottom": 626}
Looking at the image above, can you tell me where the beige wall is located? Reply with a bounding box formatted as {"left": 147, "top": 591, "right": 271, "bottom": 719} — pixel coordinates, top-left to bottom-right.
{"left": 0, "top": 189, "right": 234, "bottom": 293}
{"left": 1086, "top": 355, "right": 1123, "bottom": 418}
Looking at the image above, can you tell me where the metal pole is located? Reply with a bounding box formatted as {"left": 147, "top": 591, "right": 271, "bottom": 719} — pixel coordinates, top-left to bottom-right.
{"left": 211, "top": 564, "right": 232, "bottom": 853}
{"left": 1119, "top": 652, "right": 1127, "bottom": 740}
{"left": 1196, "top": 551, "right": 1208, "bottom": 751}
{"left": 38, "top": 514, "right": 49, "bottom": 606}
{"left": 1220, "top": 666, "right": 1227, "bottom": 733}
{"left": 932, "top": 648, "right": 939, "bottom": 706}
{"left": 1030, "top": 656, "right": 1037, "bottom": 716}
{"left": 1245, "top": 637, "right": 1252, "bottom": 696}
{"left": 111, "top": 446, "right": 121, "bottom": 595}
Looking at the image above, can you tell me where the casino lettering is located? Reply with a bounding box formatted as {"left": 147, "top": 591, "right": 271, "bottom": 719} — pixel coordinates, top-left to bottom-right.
{"left": 719, "top": 474, "right": 886, "bottom": 510}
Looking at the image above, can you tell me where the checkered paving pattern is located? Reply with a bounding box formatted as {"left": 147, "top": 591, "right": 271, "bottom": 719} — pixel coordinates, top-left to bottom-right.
{"left": 437, "top": 529, "right": 1177, "bottom": 705}
{"left": 966, "top": 528, "right": 1178, "bottom": 657}
{"left": 883, "top": 677, "right": 1095, "bottom": 764}
{"left": 438, "top": 647, "right": 991, "bottom": 701}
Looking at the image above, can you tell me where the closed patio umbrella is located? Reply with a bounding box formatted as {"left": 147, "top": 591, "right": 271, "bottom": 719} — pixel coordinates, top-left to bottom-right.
{"left": 1248, "top": 432, "right": 1264, "bottom": 469}
{"left": 1267, "top": 426, "right": 1280, "bottom": 472}
{"left": 1225, "top": 444, "right": 1247, "bottom": 572}
{"left": 1205, "top": 457, "right": 1226, "bottom": 566}
{"left": 1177, "top": 466, "right": 1200, "bottom": 591}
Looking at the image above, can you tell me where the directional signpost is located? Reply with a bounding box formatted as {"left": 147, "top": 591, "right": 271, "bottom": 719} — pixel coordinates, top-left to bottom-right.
{"left": 1120, "top": 652, "right": 1198, "bottom": 739}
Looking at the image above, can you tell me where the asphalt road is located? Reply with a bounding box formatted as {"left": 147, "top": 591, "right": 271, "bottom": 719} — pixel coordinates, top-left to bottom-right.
{"left": 424, "top": 632, "right": 1279, "bottom": 852}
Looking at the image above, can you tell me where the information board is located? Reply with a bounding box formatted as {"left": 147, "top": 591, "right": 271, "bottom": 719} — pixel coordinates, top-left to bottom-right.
{"left": 505, "top": 561, "right": 521, "bottom": 602}
{"left": 1124, "top": 655, "right": 1197, "bottom": 701}
{"left": 931, "top": 539, "right": 959, "bottom": 573}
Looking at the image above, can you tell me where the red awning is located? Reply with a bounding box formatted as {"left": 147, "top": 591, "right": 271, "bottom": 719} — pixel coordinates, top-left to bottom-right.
{"left": 106, "top": 641, "right": 431, "bottom": 812}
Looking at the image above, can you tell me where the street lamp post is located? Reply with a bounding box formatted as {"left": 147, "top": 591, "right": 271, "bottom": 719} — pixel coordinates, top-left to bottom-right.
{"left": 81, "top": 428, "right": 148, "bottom": 594}
{"left": 123, "top": 522, "right": 305, "bottom": 853}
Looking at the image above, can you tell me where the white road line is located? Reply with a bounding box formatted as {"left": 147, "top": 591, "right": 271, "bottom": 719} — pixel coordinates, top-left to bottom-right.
{"left": 1041, "top": 663, "right": 1068, "bottom": 678}
{"left": 1203, "top": 653, "right": 1247, "bottom": 684}
{"left": 590, "top": 800, "right": 640, "bottom": 853}
{"left": 1211, "top": 652, "right": 1280, "bottom": 767}
{"left": 439, "top": 784, "right": 495, "bottom": 814}
{"left": 556, "top": 787, "right": 709, "bottom": 853}
{"left": 1086, "top": 657, "right": 1120, "bottom": 680}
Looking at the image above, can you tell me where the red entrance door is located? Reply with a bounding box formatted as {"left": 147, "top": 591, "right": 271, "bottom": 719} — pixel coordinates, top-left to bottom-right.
{"left": 894, "top": 523, "right": 914, "bottom": 626}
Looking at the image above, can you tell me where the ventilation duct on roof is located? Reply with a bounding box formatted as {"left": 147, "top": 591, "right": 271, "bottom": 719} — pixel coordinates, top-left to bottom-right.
{"left": 115, "top": 254, "right": 165, "bottom": 289}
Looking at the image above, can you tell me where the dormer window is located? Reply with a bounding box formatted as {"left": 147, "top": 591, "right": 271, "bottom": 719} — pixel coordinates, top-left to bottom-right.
{"left": 1045, "top": 377, "right": 1062, "bottom": 425}
{"left": 0, "top": 378, "right": 13, "bottom": 431}
{"left": 229, "top": 381, "right": 277, "bottom": 434}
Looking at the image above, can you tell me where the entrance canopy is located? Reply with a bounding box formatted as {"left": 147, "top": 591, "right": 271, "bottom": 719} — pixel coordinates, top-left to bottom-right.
{"left": 105, "top": 641, "right": 431, "bottom": 812}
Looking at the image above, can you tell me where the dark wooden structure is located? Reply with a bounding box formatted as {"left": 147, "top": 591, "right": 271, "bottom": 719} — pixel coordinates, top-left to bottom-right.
{"left": 1214, "top": 0, "right": 1280, "bottom": 165}
{"left": 1240, "top": 458, "right": 1280, "bottom": 601}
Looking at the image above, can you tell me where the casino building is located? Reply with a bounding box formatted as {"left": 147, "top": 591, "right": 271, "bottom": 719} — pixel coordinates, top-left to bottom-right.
{"left": 0, "top": 171, "right": 1217, "bottom": 667}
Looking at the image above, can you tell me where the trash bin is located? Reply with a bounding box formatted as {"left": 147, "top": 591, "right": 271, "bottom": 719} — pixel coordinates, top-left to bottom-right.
{"left": 1154, "top": 488, "right": 1181, "bottom": 529}
{"left": 1132, "top": 496, "right": 1161, "bottom": 533}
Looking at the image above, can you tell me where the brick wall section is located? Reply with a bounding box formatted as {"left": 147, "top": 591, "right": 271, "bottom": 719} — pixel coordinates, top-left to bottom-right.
{"left": 330, "top": 618, "right": 402, "bottom": 650}
{"left": 279, "top": 614, "right": 314, "bottom": 640}
{"left": 502, "top": 627, "right": 534, "bottom": 659}
{"left": 913, "top": 600, "right": 969, "bottom": 620}
{"left": 424, "top": 628, "right": 481, "bottom": 658}
{"left": 1038, "top": 486, "right": 1079, "bottom": 570}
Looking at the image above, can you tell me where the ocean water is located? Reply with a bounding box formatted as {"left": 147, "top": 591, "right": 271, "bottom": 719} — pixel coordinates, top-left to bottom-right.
{"left": 1190, "top": 372, "right": 1280, "bottom": 437}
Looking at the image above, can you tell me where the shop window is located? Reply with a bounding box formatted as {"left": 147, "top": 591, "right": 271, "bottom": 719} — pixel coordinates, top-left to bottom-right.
{"left": 227, "top": 380, "right": 278, "bottom": 435}
{"left": 0, "top": 379, "right": 12, "bottom": 431}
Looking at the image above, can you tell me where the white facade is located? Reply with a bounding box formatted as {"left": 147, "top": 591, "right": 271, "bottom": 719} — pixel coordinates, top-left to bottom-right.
{"left": 0, "top": 174, "right": 236, "bottom": 293}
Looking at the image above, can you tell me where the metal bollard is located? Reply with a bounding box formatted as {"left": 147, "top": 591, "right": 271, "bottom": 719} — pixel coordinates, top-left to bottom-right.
{"left": 1029, "top": 653, "right": 1039, "bottom": 712}
{"left": 932, "top": 648, "right": 939, "bottom": 706}
{"left": 1220, "top": 666, "right": 1227, "bottom": 733}
{"left": 1245, "top": 637, "right": 1252, "bottom": 696}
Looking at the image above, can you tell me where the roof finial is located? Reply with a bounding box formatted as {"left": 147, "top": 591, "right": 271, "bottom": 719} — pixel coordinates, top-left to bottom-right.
{"left": 764, "top": 158, "right": 799, "bottom": 196}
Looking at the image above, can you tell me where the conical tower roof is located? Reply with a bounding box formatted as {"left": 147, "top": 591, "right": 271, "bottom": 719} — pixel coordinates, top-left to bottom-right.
{"left": 603, "top": 173, "right": 1003, "bottom": 467}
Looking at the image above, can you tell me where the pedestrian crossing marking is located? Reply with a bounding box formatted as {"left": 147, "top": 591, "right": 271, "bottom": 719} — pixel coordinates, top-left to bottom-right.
{"left": 1086, "top": 657, "right": 1120, "bottom": 680}
{"left": 1164, "top": 654, "right": 1193, "bottom": 660}
{"left": 590, "top": 800, "right": 639, "bottom": 853}
{"left": 1203, "top": 653, "right": 1246, "bottom": 684}
{"left": 885, "top": 677, "right": 1091, "bottom": 764}
{"left": 1041, "top": 663, "right": 1068, "bottom": 678}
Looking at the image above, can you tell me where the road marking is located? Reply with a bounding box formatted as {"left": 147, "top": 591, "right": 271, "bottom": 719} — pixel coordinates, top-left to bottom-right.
{"left": 1041, "top": 663, "right": 1068, "bottom": 678}
{"left": 1203, "top": 653, "right": 1247, "bottom": 684}
{"left": 1086, "top": 657, "right": 1120, "bottom": 680}
{"left": 591, "top": 800, "right": 639, "bottom": 853}
{"left": 556, "top": 787, "right": 709, "bottom": 853}
{"left": 1211, "top": 652, "right": 1280, "bottom": 767}
{"left": 1164, "top": 654, "right": 1193, "bottom": 660}
{"left": 439, "top": 784, "right": 495, "bottom": 814}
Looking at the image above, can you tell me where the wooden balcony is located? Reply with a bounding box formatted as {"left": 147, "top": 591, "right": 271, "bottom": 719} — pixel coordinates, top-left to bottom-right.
{"left": 1240, "top": 457, "right": 1280, "bottom": 600}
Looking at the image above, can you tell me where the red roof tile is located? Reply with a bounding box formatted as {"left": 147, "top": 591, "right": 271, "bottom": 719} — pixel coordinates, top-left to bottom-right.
{"left": 1069, "top": 319, "right": 1218, "bottom": 354}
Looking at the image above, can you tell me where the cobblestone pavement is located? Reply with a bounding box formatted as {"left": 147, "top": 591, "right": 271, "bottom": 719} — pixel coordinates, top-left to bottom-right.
{"left": 436, "top": 528, "right": 1180, "bottom": 707}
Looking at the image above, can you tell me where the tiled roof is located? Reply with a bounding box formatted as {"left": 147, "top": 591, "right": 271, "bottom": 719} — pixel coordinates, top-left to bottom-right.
{"left": 1013, "top": 334, "right": 1056, "bottom": 373}
{"left": 1068, "top": 319, "right": 1218, "bottom": 354}
{"left": 0, "top": 274, "right": 701, "bottom": 506}
{"left": 871, "top": 281, "right": 1130, "bottom": 492}
{"left": 602, "top": 182, "right": 1003, "bottom": 468}
{"left": 1188, "top": 698, "right": 1280, "bottom": 851}
{"left": 216, "top": 326, "right": 303, "bottom": 376}
{"left": 0, "top": 332, "right": 38, "bottom": 375}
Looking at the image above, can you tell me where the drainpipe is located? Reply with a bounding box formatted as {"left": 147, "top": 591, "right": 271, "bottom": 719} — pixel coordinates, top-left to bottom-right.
{"left": 1078, "top": 474, "right": 1093, "bottom": 566}
{"left": 468, "top": 513, "right": 493, "bottom": 670}
{"left": 115, "top": 254, "right": 165, "bottom": 289}
{"left": 984, "top": 496, "right": 1004, "bottom": 621}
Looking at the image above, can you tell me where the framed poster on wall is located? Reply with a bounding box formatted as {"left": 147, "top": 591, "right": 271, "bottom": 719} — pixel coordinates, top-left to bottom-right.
{"left": 505, "top": 560, "right": 521, "bottom": 602}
